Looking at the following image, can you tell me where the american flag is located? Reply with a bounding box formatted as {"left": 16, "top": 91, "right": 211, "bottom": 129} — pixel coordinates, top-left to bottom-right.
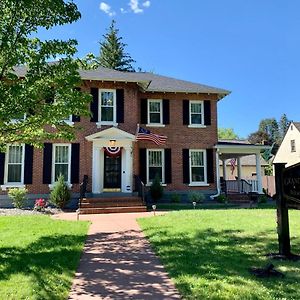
{"left": 136, "top": 126, "right": 167, "bottom": 145}
{"left": 230, "top": 158, "right": 236, "bottom": 174}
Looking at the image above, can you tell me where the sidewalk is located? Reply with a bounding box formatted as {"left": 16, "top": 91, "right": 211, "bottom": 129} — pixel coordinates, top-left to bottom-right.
{"left": 53, "top": 212, "right": 181, "bottom": 300}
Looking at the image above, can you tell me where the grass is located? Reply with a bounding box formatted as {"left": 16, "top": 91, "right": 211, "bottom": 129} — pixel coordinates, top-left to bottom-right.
{"left": 154, "top": 203, "right": 239, "bottom": 211}
{"left": 0, "top": 215, "right": 89, "bottom": 300}
{"left": 138, "top": 209, "right": 300, "bottom": 300}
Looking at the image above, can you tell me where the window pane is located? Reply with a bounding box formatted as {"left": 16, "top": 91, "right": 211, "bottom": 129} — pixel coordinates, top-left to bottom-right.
{"left": 55, "top": 164, "right": 68, "bottom": 181}
{"left": 8, "top": 145, "right": 22, "bottom": 164}
{"left": 101, "top": 107, "right": 114, "bottom": 122}
{"left": 7, "top": 165, "right": 22, "bottom": 182}
{"left": 101, "top": 92, "right": 114, "bottom": 106}
{"left": 191, "top": 114, "right": 202, "bottom": 124}
{"left": 191, "top": 167, "right": 204, "bottom": 182}
{"left": 191, "top": 151, "right": 204, "bottom": 166}
{"left": 191, "top": 103, "right": 201, "bottom": 113}
{"left": 149, "top": 167, "right": 162, "bottom": 182}
{"left": 149, "top": 112, "right": 161, "bottom": 123}
{"left": 149, "top": 102, "right": 160, "bottom": 112}
{"left": 55, "top": 146, "right": 69, "bottom": 163}
{"left": 149, "top": 151, "right": 162, "bottom": 167}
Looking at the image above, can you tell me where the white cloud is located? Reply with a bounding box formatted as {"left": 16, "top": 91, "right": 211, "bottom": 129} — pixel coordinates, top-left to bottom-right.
{"left": 142, "top": 1, "right": 151, "bottom": 8}
{"left": 128, "top": 0, "right": 143, "bottom": 14}
{"left": 99, "top": 2, "right": 116, "bottom": 17}
{"left": 120, "top": 7, "right": 128, "bottom": 14}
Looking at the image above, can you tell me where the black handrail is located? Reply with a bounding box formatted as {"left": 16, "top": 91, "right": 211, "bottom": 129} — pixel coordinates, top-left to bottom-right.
{"left": 134, "top": 175, "right": 146, "bottom": 205}
{"left": 78, "top": 175, "right": 88, "bottom": 210}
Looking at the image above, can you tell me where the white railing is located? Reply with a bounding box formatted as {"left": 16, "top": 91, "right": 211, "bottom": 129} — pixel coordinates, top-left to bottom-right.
{"left": 246, "top": 179, "right": 259, "bottom": 192}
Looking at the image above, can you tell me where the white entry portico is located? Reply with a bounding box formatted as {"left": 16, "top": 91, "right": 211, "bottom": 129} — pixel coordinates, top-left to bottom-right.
{"left": 85, "top": 127, "right": 136, "bottom": 194}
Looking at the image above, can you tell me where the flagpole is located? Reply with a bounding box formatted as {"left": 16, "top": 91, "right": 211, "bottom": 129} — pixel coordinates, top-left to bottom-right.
{"left": 135, "top": 123, "right": 140, "bottom": 138}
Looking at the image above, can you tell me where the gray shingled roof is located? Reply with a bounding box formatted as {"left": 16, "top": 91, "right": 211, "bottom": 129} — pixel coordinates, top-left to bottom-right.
{"left": 13, "top": 65, "right": 230, "bottom": 97}
{"left": 219, "top": 154, "right": 268, "bottom": 166}
{"left": 293, "top": 122, "right": 300, "bottom": 132}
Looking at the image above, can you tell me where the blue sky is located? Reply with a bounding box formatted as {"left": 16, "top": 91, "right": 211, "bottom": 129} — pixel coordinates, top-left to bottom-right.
{"left": 38, "top": 0, "right": 299, "bottom": 138}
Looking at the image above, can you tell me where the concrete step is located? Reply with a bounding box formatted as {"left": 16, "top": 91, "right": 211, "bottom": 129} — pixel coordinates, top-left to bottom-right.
{"left": 81, "top": 196, "right": 142, "bottom": 204}
{"left": 79, "top": 206, "right": 147, "bottom": 215}
{"left": 80, "top": 201, "right": 144, "bottom": 208}
{"left": 227, "top": 193, "right": 251, "bottom": 202}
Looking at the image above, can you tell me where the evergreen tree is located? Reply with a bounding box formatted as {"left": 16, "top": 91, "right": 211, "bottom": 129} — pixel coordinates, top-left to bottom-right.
{"left": 98, "top": 20, "right": 135, "bottom": 72}
{"left": 278, "top": 113, "right": 290, "bottom": 141}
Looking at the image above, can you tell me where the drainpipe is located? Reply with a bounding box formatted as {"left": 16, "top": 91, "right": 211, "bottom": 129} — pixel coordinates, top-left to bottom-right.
{"left": 210, "top": 150, "right": 221, "bottom": 199}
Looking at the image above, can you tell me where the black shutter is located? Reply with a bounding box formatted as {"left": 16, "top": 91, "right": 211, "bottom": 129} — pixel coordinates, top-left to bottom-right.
{"left": 116, "top": 89, "right": 124, "bottom": 123}
{"left": 24, "top": 145, "right": 34, "bottom": 184}
{"left": 0, "top": 152, "right": 5, "bottom": 185}
{"left": 90, "top": 88, "right": 99, "bottom": 122}
{"left": 140, "top": 99, "right": 147, "bottom": 124}
{"left": 71, "top": 143, "right": 80, "bottom": 184}
{"left": 72, "top": 87, "right": 81, "bottom": 122}
{"left": 206, "top": 148, "right": 214, "bottom": 183}
{"left": 163, "top": 99, "right": 170, "bottom": 125}
{"left": 204, "top": 100, "right": 211, "bottom": 126}
{"left": 139, "top": 148, "right": 147, "bottom": 183}
{"left": 43, "top": 143, "right": 53, "bottom": 184}
{"left": 182, "top": 149, "right": 190, "bottom": 184}
{"left": 183, "top": 100, "right": 189, "bottom": 125}
{"left": 164, "top": 149, "right": 172, "bottom": 184}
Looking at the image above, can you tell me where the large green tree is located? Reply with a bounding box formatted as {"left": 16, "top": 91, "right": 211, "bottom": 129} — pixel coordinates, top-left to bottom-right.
{"left": 98, "top": 20, "right": 135, "bottom": 72}
{"left": 218, "top": 128, "right": 239, "bottom": 140}
{"left": 0, "top": 0, "right": 91, "bottom": 149}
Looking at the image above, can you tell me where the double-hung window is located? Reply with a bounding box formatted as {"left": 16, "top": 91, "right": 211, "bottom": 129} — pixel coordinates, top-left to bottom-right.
{"left": 189, "top": 101, "right": 204, "bottom": 126}
{"left": 147, "top": 149, "right": 164, "bottom": 184}
{"left": 5, "top": 144, "right": 25, "bottom": 184}
{"left": 148, "top": 99, "right": 162, "bottom": 125}
{"left": 99, "top": 89, "right": 116, "bottom": 125}
{"left": 52, "top": 144, "right": 71, "bottom": 183}
{"left": 190, "top": 150, "right": 206, "bottom": 184}
{"left": 291, "top": 140, "right": 296, "bottom": 152}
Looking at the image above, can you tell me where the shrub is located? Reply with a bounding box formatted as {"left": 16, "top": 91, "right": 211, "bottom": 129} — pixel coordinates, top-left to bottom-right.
{"left": 150, "top": 173, "right": 163, "bottom": 203}
{"left": 188, "top": 191, "right": 205, "bottom": 203}
{"left": 216, "top": 194, "right": 228, "bottom": 203}
{"left": 8, "top": 188, "right": 28, "bottom": 209}
{"left": 170, "top": 193, "right": 181, "bottom": 203}
{"left": 50, "top": 175, "right": 71, "bottom": 208}
{"left": 258, "top": 194, "right": 268, "bottom": 204}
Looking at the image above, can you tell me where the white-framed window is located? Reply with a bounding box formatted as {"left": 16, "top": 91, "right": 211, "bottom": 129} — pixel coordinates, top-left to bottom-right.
{"left": 98, "top": 89, "right": 116, "bottom": 125}
{"left": 148, "top": 99, "right": 163, "bottom": 125}
{"left": 4, "top": 144, "right": 25, "bottom": 184}
{"left": 189, "top": 100, "right": 204, "bottom": 126}
{"left": 52, "top": 144, "right": 71, "bottom": 183}
{"left": 189, "top": 149, "right": 207, "bottom": 184}
{"left": 11, "top": 113, "right": 26, "bottom": 124}
{"left": 291, "top": 140, "right": 296, "bottom": 152}
{"left": 147, "top": 149, "right": 165, "bottom": 184}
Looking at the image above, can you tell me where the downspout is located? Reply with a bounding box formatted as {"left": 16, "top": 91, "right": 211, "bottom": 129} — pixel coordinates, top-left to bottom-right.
{"left": 210, "top": 149, "right": 221, "bottom": 199}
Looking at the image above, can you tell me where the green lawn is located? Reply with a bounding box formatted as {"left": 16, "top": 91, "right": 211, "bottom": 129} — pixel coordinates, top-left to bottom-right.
{"left": 0, "top": 215, "right": 89, "bottom": 300}
{"left": 138, "top": 209, "right": 300, "bottom": 300}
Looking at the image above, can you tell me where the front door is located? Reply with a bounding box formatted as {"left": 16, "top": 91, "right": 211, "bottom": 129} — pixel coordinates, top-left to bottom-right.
{"left": 103, "top": 154, "right": 121, "bottom": 189}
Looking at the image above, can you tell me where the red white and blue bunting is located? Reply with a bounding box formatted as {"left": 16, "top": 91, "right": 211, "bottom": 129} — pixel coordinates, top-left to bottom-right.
{"left": 104, "top": 147, "right": 122, "bottom": 157}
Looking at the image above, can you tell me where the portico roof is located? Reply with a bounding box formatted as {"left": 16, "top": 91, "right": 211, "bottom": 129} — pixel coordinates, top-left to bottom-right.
{"left": 85, "top": 127, "right": 136, "bottom": 142}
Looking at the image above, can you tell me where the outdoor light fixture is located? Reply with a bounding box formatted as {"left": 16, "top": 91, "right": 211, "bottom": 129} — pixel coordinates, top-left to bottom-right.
{"left": 109, "top": 139, "right": 116, "bottom": 147}
{"left": 152, "top": 204, "right": 157, "bottom": 216}
{"left": 193, "top": 201, "right": 196, "bottom": 209}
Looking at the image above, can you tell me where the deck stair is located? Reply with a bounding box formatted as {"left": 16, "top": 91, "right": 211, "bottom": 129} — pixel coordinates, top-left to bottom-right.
{"left": 226, "top": 192, "right": 258, "bottom": 204}
{"left": 78, "top": 195, "right": 147, "bottom": 214}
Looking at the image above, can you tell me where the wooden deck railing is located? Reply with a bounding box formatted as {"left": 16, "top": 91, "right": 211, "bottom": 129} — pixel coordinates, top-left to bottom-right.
{"left": 221, "top": 179, "right": 253, "bottom": 195}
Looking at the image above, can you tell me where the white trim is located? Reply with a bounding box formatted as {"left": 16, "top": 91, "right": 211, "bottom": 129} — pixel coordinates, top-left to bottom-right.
{"left": 188, "top": 124, "right": 206, "bottom": 128}
{"left": 98, "top": 89, "right": 117, "bottom": 126}
{"left": 0, "top": 184, "right": 26, "bottom": 191}
{"left": 4, "top": 144, "right": 25, "bottom": 185}
{"left": 51, "top": 143, "right": 71, "bottom": 184}
{"left": 189, "top": 100, "right": 204, "bottom": 126}
{"left": 146, "top": 124, "right": 165, "bottom": 128}
{"left": 147, "top": 99, "right": 163, "bottom": 125}
{"left": 189, "top": 149, "right": 207, "bottom": 185}
{"left": 146, "top": 149, "right": 165, "bottom": 184}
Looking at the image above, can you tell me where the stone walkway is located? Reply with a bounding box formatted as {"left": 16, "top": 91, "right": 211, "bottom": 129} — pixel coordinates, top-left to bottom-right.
{"left": 53, "top": 212, "right": 181, "bottom": 300}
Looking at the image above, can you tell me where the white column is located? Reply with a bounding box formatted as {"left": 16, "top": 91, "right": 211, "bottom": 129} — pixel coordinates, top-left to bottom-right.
{"left": 237, "top": 157, "right": 242, "bottom": 192}
{"left": 122, "top": 146, "right": 133, "bottom": 193}
{"left": 222, "top": 159, "right": 227, "bottom": 180}
{"left": 255, "top": 152, "right": 263, "bottom": 194}
{"left": 216, "top": 151, "right": 220, "bottom": 193}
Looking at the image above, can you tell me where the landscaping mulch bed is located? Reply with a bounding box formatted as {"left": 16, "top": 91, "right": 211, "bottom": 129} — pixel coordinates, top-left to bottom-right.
{"left": 0, "top": 207, "right": 62, "bottom": 216}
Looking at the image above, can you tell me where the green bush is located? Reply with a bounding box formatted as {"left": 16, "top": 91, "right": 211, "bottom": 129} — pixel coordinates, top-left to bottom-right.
{"left": 150, "top": 173, "right": 163, "bottom": 203}
{"left": 8, "top": 188, "right": 28, "bottom": 209}
{"left": 188, "top": 191, "right": 205, "bottom": 203}
{"left": 49, "top": 175, "right": 71, "bottom": 208}
{"left": 216, "top": 194, "right": 228, "bottom": 203}
{"left": 170, "top": 193, "right": 181, "bottom": 203}
{"left": 258, "top": 194, "right": 268, "bottom": 204}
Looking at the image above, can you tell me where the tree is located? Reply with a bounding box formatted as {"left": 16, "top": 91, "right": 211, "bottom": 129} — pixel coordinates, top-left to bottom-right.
{"left": 98, "top": 20, "right": 135, "bottom": 72}
{"left": 248, "top": 130, "right": 271, "bottom": 145}
{"left": 278, "top": 114, "right": 290, "bottom": 142}
{"left": 258, "top": 118, "right": 279, "bottom": 144}
{"left": 218, "top": 128, "right": 239, "bottom": 140}
{"left": 0, "top": 0, "right": 91, "bottom": 149}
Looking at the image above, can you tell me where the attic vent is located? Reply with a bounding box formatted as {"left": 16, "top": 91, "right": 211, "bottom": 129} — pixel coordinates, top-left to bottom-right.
{"left": 291, "top": 125, "right": 293, "bottom": 130}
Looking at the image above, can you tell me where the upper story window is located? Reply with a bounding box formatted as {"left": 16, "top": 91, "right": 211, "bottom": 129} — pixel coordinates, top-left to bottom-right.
{"left": 52, "top": 144, "right": 71, "bottom": 183}
{"left": 5, "top": 144, "right": 25, "bottom": 184}
{"left": 147, "top": 149, "right": 165, "bottom": 184}
{"left": 291, "top": 140, "right": 296, "bottom": 152}
{"left": 190, "top": 149, "right": 206, "bottom": 184}
{"left": 99, "top": 89, "right": 116, "bottom": 125}
{"left": 148, "top": 99, "right": 163, "bottom": 125}
{"left": 189, "top": 101, "right": 204, "bottom": 126}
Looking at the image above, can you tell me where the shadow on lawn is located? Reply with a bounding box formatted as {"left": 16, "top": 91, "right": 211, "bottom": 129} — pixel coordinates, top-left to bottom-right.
{"left": 143, "top": 226, "right": 300, "bottom": 298}
{"left": 0, "top": 234, "right": 86, "bottom": 299}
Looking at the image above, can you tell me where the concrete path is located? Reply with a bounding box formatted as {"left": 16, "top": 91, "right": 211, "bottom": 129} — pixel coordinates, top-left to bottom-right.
{"left": 53, "top": 212, "right": 181, "bottom": 300}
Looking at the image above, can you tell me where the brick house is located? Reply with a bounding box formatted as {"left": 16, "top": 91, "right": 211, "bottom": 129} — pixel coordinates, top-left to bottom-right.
{"left": 0, "top": 66, "right": 231, "bottom": 206}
